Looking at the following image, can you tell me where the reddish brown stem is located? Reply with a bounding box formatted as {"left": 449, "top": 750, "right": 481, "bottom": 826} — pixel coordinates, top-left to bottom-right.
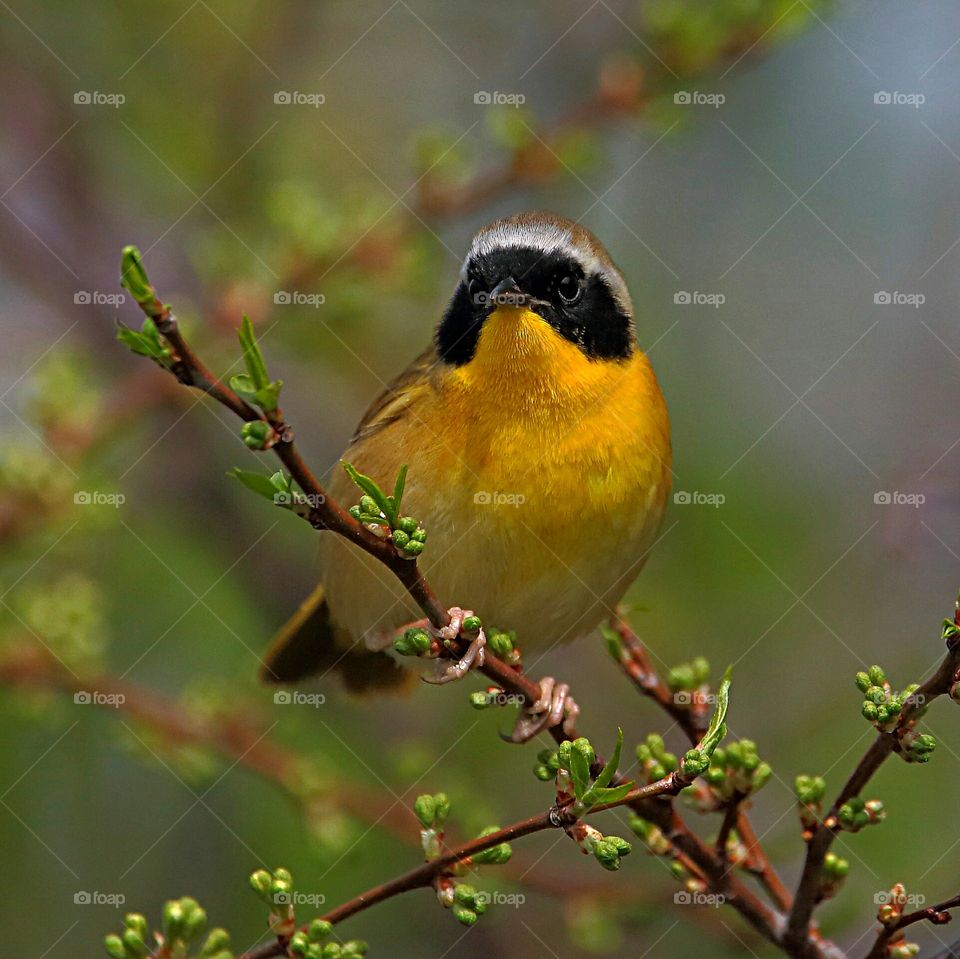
{"left": 786, "top": 625, "right": 960, "bottom": 956}
{"left": 864, "top": 894, "right": 960, "bottom": 959}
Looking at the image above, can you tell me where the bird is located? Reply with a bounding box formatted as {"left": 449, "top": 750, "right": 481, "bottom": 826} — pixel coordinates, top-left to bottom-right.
{"left": 261, "top": 211, "right": 672, "bottom": 740}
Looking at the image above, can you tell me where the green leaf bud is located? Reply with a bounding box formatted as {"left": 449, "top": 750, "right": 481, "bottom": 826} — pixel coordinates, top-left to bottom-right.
{"left": 241, "top": 420, "right": 272, "bottom": 449}
{"left": 452, "top": 904, "right": 478, "bottom": 926}
{"left": 250, "top": 869, "right": 273, "bottom": 901}
{"left": 488, "top": 632, "right": 515, "bottom": 658}
{"left": 402, "top": 540, "right": 425, "bottom": 557}
{"left": 867, "top": 664, "right": 886, "bottom": 686}
{"left": 414, "top": 794, "right": 436, "bottom": 828}
{"left": 433, "top": 793, "right": 450, "bottom": 825}
{"left": 200, "top": 929, "right": 231, "bottom": 957}
{"left": 462, "top": 615, "right": 482, "bottom": 633}
{"left": 396, "top": 516, "right": 418, "bottom": 535}
{"left": 104, "top": 935, "right": 126, "bottom": 959}
{"left": 394, "top": 628, "right": 431, "bottom": 657}
{"left": 391, "top": 530, "right": 410, "bottom": 548}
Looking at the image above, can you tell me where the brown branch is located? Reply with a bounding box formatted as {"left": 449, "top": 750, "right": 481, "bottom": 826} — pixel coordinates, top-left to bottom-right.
{"left": 610, "top": 616, "right": 794, "bottom": 916}
{"left": 785, "top": 616, "right": 960, "bottom": 957}
{"left": 235, "top": 775, "right": 689, "bottom": 959}
{"left": 736, "top": 810, "right": 793, "bottom": 913}
{"left": 864, "top": 894, "right": 960, "bottom": 959}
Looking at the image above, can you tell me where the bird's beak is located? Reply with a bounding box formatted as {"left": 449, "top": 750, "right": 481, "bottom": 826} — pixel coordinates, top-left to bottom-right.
{"left": 488, "top": 276, "right": 529, "bottom": 308}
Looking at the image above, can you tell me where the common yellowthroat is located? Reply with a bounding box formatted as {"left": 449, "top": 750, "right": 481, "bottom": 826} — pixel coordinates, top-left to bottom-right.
{"left": 262, "top": 212, "right": 671, "bottom": 737}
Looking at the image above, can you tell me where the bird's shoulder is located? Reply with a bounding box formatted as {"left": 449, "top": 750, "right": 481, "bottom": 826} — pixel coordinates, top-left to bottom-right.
{"left": 351, "top": 344, "right": 441, "bottom": 443}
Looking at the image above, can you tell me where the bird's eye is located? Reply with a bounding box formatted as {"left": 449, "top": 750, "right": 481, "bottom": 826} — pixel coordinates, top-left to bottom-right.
{"left": 557, "top": 273, "right": 582, "bottom": 305}
{"left": 467, "top": 277, "right": 485, "bottom": 304}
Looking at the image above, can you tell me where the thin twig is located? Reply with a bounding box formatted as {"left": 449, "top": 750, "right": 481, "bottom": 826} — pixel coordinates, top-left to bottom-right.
{"left": 786, "top": 620, "right": 960, "bottom": 956}
{"left": 864, "top": 894, "right": 960, "bottom": 959}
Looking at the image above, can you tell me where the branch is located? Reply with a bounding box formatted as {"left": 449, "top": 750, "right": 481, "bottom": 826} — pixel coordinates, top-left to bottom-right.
{"left": 865, "top": 894, "right": 960, "bottom": 959}
{"left": 236, "top": 774, "right": 688, "bottom": 959}
{"left": 609, "top": 616, "right": 793, "bottom": 915}
{"left": 786, "top": 616, "right": 960, "bottom": 956}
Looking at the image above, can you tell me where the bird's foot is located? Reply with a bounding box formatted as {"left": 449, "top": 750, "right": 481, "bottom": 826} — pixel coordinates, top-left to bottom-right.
{"left": 508, "top": 676, "right": 580, "bottom": 743}
{"left": 422, "top": 607, "right": 486, "bottom": 685}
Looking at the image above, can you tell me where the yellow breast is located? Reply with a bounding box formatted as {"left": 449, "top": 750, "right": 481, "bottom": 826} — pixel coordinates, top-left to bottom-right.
{"left": 323, "top": 307, "right": 671, "bottom": 647}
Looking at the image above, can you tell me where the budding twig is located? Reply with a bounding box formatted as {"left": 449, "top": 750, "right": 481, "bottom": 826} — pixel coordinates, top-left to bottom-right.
{"left": 786, "top": 606, "right": 960, "bottom": 957}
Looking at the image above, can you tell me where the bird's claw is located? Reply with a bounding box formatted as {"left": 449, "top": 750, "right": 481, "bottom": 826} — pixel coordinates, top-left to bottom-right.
{"left": 421, "top": 607, "right": 486, "bottom": 685}
{"left": 508, "top": 676, "right": 580, "bottom": 743}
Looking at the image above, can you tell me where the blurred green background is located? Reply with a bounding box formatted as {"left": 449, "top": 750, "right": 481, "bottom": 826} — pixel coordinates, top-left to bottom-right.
{"left": 1, "top": 1, "right": 959, "bottom": 956}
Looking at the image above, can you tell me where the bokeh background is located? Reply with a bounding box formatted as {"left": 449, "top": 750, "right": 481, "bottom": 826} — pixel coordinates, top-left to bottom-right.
{"left": 1, "top": 1, "right": 959, "bottom": 956}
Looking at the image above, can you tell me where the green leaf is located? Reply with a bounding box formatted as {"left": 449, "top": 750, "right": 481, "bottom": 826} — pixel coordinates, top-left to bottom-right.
{"left": 269, "top": 471, "right": 292, "bottom": 494}
{"left": 582, "top": 781, "right": 635, "bottom": 807}
{"left": 235, "top": 316, "right": 282, "bottom": 412}
{"left": 238, "top": 316, "right": 269, "bottom": 390}
{"left": 593, "top": 727, "right": 624, "bottom": 791}
{"left": 229, "top": 373, "right": 257, "bottom": 403}
{"left": 229, "top": 468, "right": 281, "bottom": 501}
{"left": 116, "top": 318, "right": 172, "bottom": 366}
{"left": 699, "top": 666, "right": 732, "bottom": 758}
{"left": 341, "top": 462, "right": 393, "bottom": 520}
{"left": 391, "top": 464, "right": 408, "bottom": 524}
{"left": 120, "top": 245, "right": 154, "bottom": 307}
{"left": 568, "top": 743, "right": 592, "bottom": 801}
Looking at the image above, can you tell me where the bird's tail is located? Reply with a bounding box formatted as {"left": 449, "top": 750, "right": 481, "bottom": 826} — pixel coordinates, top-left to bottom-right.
{"left": 259, "top": 584, "right": 412, "bottom": 693}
